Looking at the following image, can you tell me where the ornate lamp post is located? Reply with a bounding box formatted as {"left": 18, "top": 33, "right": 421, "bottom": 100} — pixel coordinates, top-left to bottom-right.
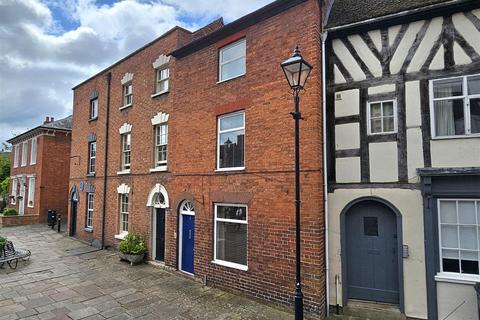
{"left": 280, "top": 46, "right": 313, "bottom": 320}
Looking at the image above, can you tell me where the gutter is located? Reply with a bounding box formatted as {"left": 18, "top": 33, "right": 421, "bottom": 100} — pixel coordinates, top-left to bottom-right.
{"left": 101, "top": 72, "right": 112, "bottom": 249}
{"left": 321, "top": 30, "right": 330, "bottom": 318}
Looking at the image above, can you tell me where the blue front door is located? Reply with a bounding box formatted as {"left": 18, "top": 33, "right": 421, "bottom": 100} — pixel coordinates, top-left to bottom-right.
{"left": 181, "top": 214, "right": 195, "bottom": 274}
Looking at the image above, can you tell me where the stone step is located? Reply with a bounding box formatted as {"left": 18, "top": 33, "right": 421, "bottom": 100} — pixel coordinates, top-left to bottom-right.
{"left": 344, "top": 300, "right": 406, "bottom": 320}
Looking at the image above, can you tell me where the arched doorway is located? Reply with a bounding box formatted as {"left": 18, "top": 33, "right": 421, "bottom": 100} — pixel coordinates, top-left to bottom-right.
{"left": 178, "top": 200, "right": 195, "bottom": 274}
{"left": 341, "top": 198, "right": 403, "bottom": 307}
{"left": 146, "top": 184, "right": 169, "bottom": 262}
{"left": 69, "top": 186, "right": 79, "bottom": 237}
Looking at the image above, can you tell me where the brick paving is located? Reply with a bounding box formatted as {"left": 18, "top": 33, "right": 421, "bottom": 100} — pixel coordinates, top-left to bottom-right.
{"left": 0, "top": 225, "right": 292, "bottom": 320}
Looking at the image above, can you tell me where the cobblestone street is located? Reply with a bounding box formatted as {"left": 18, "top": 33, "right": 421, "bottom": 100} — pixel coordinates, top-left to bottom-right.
{"left": 0, "top": 225, "right": 292, "bottom": 320}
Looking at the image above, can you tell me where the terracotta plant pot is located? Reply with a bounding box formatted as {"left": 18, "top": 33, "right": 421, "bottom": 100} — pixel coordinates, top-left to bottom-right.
{"left": 119, "top": 252, "right": 145, "bottom": 266}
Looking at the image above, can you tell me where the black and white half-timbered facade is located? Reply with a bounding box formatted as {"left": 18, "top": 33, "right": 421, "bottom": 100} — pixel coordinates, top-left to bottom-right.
{"left": 324, "top": 0, "right": 480, "bottom": 319}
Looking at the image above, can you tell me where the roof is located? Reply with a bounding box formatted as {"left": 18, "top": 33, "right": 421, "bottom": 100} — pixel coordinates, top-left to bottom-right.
{"left": 170, "top": 0, "right": 307, "bottom": 59}
{"left": 7, "top": 115, "right": 72, "bottom": 144}
{"left": 326, "top": 0, "right": 460, "bottom": 29}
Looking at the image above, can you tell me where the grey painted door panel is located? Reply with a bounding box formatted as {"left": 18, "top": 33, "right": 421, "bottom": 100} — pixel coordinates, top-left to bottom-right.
{"left": 346, "top": 201, "right": 399, "bottom": 304}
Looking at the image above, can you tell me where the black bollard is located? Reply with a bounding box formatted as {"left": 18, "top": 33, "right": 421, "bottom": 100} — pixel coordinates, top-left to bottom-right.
{"left": 57, "top": 215, "right": 61, "bottom": 233}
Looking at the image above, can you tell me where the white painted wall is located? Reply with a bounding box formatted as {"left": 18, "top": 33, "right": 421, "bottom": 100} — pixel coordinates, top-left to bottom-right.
{"left": 407, "top": 128, "right": 424, "bottom": 182}
{"left": 335, "top": 89, "right": 359, "bottom": 117}
{"left": 369, "top": 142, "right": 398, "bottom": 182}
{"left": 405, "top": 81, "right": 422, "bottom": 128}
{"left": 328, "top": 188, "right": 427, "bottom": 319}
{"left": 336, "top": 157, "right": 361, "bottom": 183}
{"left": 332, "top": 39, "right": 366, "bottom": 82}
{"left": 431, "top": 139, "right": 480, "bottom": 168}
{"left": 368, "top": 84, "right": 395, "bottom": 95}
{"left": 437, "top": 281, "right": 478, "bottom": 320}
{"left": 390, "top": 20, "right": 424, "bottom": 75}
{"left": 335, "top": 123, "right": 360, "bottom": 150}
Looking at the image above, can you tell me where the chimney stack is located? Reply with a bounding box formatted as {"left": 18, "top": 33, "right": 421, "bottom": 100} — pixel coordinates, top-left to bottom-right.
{"left": 43, "top": 116, "right": 54, "bottom": 124}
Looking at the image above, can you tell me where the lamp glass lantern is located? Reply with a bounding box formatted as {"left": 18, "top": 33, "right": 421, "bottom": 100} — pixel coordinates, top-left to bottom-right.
{"left": 281, "top": 47, "right": 313, "bottom": 90}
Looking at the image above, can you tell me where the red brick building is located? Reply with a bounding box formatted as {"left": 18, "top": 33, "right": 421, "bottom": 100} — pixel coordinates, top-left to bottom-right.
{"left": 3, "top": 116, "right": 72, "bottom": 226}
{"left": 69, "top": 0, "right": 325, "bottom": 314}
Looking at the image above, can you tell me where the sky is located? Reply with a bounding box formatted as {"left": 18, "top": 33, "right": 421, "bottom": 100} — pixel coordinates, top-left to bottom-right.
{"left": 0, "top": 0, "right": 273, "bottom": 147}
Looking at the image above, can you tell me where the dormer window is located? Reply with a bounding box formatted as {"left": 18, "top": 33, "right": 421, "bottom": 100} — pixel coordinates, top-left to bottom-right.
{"left": 152, "top": 54, "right": 170, "bottom": 97}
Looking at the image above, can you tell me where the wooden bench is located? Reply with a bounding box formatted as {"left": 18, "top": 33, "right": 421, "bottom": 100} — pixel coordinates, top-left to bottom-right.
{"left": 0, "top": 241, "right": 31, "bottom": 270}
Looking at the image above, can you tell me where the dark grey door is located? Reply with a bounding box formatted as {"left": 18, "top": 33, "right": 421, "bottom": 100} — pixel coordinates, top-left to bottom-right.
{"left": 70, "top": 201, "right": 77, "bottom": 237}
{"left": 346, "top": 201, "right": 399, "bottom": 304}
{"left": 155, "top": 208, "right": 165, "bottom": 261}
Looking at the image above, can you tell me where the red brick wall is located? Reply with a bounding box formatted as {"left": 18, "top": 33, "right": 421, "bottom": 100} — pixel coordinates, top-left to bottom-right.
{"left": 69, "top": 0, "right": 325, "bottom": 315}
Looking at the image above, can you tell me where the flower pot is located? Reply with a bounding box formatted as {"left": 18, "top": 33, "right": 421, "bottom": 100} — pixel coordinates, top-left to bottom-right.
{"left": 119, "top": 252, "right": 145, "bottom": 266}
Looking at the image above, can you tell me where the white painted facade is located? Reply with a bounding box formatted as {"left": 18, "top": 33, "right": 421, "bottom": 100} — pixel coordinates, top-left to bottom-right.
{"left": 327, "top": 6, "right": 480, "bottom": 320}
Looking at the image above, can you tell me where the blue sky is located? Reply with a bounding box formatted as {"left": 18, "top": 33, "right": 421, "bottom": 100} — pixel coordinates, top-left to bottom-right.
{"left": 0, "top": 0, "right": 273, "bottom": 147}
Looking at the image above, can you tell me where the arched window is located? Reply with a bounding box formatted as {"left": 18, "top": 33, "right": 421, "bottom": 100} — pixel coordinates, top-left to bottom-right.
{"left": 153, "top": 193, "right": 166, "bottom": 208}
{"left": 180, "top": 200, "right": 195, "bottom": 215}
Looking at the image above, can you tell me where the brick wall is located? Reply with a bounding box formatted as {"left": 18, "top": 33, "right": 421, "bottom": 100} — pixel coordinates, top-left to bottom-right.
{"left": 69, "top": 0, "right": 325, "bottom": 315}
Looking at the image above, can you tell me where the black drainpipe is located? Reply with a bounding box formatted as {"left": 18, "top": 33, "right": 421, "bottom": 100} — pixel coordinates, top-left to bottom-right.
{"left": 101, "top": 72, "right": 111, "bottom": 249}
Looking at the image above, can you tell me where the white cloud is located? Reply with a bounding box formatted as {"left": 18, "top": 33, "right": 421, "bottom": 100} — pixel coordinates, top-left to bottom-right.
{"left": 0, "top": 0, "right": 273, "bottom": 144}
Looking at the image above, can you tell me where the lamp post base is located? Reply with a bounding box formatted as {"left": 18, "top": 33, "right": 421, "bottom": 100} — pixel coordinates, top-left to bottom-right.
{"left": 295, "top": 284, "right": 304, "bottom": 320}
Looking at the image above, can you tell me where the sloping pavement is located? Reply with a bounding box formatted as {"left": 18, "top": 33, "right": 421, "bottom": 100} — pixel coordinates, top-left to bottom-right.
{"left": 0, "top": 225, "right": 292, "bottom": 320}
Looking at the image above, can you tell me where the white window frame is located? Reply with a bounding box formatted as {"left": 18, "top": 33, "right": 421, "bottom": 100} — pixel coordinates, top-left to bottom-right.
{"left": 30, "top": 138, "right": 37, "bottom": 165}
{"left": 13, "top": 145, "right": 19, "bottom": 168}
{"left": 430, "top": 73, "right": 480, "bottom": 139}
{"left": 218, "top": 39, "right": 246, "bottom": 83}
{"left": 21, "top": 142, "right": 27, "bottom": 166}
{"left": 123, "top": 83, "right": 133, "bottom": 107}
{"left": 88, "top": 142, "right": 96, "bottom": 174}
{"left": 27, "top": 177, "right": 35, "bottom": 208}
{"left": 119, "top": 194, "right": 129, "bottom": 234}
{"left": 90, "top": 98, "right": 98, "bottom": 119}
{"left": 154, "top": 123, "right": 168, "bottom": 168}
{"left": 216, "top": 111, "right": 245, "bottom": 171}
{"left": 10, "top": 178, "right": 17, "bottom": 205}
{"left": 121, "top": 133, "right": 131, "bottom": 172}
{"left": 213, "top": 203, "right": 248, "bottom": 271}
{"left": 437, "top": 198, "right": 480, "bottom": 283}
{"left": 154, "top": 67, "right": 169, "bottom": 95}
{"left": 367, "top": 99, "right": 397, "bottom": 135}
{"left": 86, "top": 193, "right": 94, "bottom": 229}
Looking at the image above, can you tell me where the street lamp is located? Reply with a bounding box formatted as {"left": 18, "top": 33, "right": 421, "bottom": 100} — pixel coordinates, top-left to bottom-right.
{"left": 280, "top": 46, "right": 313, "bottom": 320}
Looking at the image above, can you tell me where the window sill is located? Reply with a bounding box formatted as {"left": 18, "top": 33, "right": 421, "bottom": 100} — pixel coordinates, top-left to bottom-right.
{"left": 149, "top": 166, "right": 168, "bottom": 173}
{"left": 151, "top": 91, "right": 169, "bottom": 98}
{"left": 27, "top": 205, "right": 34, "bottom": 208}
{"left": 368, "top": 131, "right": 398, "bottom": 136}
{"left": 212, "top": 259, "right": 248, "bottom": 271}
{"left": 114, "top": 232, "right": 128, "bottom": 240}
{"left": 217, "top": 73, "right": 246, "bottom": 84}
{"left": 215, "top": 167, "right": 245, "bottom": 173}
{"left": 84, "top": 228, "right": 93, "bottom": 233}
{"left": 432, "top": 134, "right": 480, "bottom": 140}
{"left": 88, "top": 117, "right": 98, "bottom": 122}
{"left": 435, "top": 272, "right": 480, "bottom": 285}
{"left": 119, "top": 104, "right": 132, "bottom": 111}
{"left": 86, "top": 173, "right": 95, "bottom": 178}
{"left": 117, "top": 169, "right": 131, "bottom": 175}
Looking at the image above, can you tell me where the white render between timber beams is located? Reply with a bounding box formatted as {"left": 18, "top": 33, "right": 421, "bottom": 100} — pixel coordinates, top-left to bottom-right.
{"left": 328, "top": 188, "right": 427, "bottom": 319}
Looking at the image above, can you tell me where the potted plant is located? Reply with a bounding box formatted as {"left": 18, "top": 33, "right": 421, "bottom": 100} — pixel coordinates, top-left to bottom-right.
{"left": 119, "top": 232, "right": 147, "bottom": 265}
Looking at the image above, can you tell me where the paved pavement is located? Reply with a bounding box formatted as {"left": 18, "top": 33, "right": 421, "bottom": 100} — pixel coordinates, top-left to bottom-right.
{"left": 0, "top": 225, "right": 292, "bottom": 320}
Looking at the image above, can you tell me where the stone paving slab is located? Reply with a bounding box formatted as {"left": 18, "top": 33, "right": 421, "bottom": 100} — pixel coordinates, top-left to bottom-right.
{"left": 0, "top": 225, "right": 294, "bottom": 320}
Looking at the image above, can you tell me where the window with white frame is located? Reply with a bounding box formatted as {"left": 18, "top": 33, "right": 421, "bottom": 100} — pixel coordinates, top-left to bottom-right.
{"left": 88, "top": 142, "right": 96, "bottom": 174}
{"left": 217, "top": 112, "right": 245, "bottom": 170}
{"left": 121, "top": 133, "right": 131, "bottom": 171}
{"left": 30, "top": 138, "right": 37, "bottom": 165}
{"left": 367, "top": 100, "right": 397, "bottom": 135}
{"left": 10, "top": 178, "right": 17, "bottom": 205}
{"left": 431, "top": 74, "right": 480, "bottom": 137}
{"left": 90, "top": 98, "right": 98, "bottom": 119}
{"left": 120, "top": 194, "right": 129, "bottom": 233}
{"left": 155, "top": 67, "right": 169, "bottom": 94}
{"left": 13, "top": 145, "right": 19, "bottom": 168}
{"left": 86, "top": 193, "right": 94, "bottom": 229}
{"left": 214, "top": 204, "right": 248, "bottom": 270}
{"left": 154, "top": 124, "right": 168, "bottom": 167}
{"left": 21, "top": 142, "right": 27, "bottom": 166}
{"left": 123, "top": 83, "right": 133, "bottom": 106}
{"left": 27, "top": 177, "right": 35, "bottom": 208}
{"left": 219, "top": 39, "right": 246, "bottom": 82}
{"left": 438, "top": 199, "right": 480, "bottom": 276}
